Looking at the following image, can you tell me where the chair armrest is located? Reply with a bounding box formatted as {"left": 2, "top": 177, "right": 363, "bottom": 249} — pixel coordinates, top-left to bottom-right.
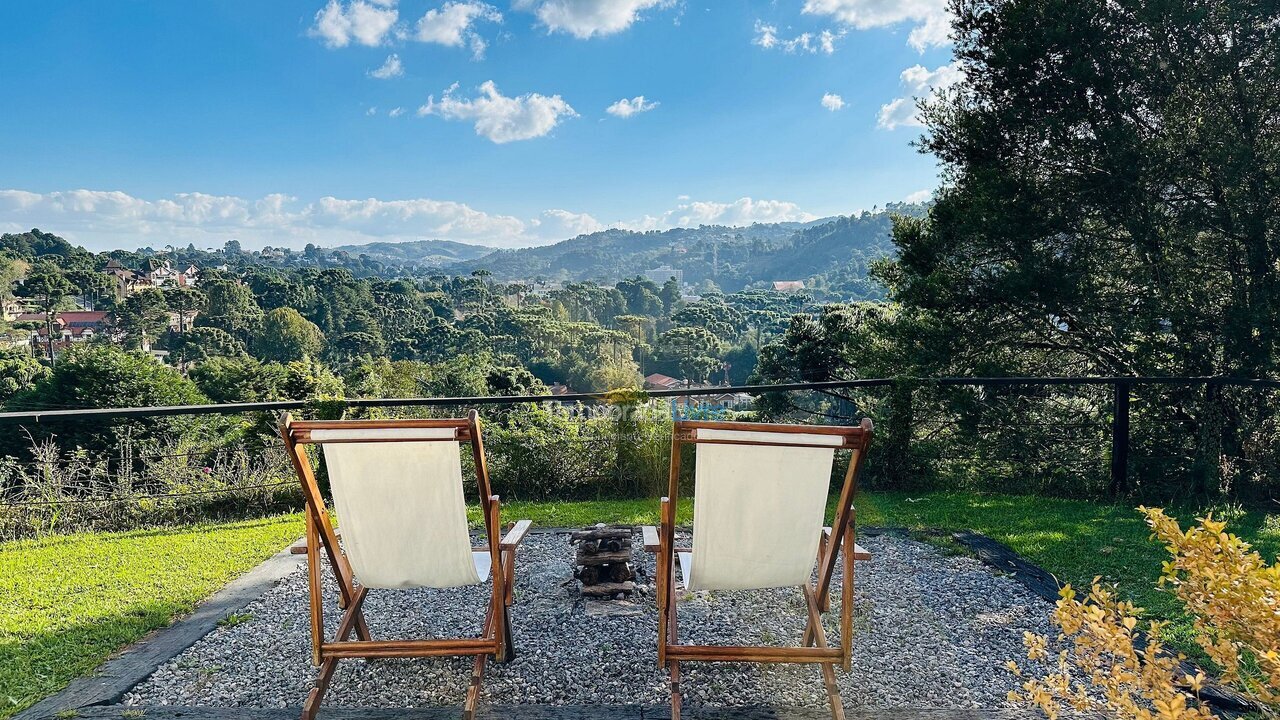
{"left": 641, "top": 525, "right": 660, "bottom": 553}
{"left": 824, "top": 526, "right": 872, "bottom": 561}
{"left": 500, "top": 519, "right": 533, "bottom": 550}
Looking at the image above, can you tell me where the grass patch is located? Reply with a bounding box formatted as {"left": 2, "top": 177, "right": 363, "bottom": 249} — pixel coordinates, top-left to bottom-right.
{"left": 467, "top": 497, "right": 692, "bottom": 528}
{"left": 0, "top": 514, "right": 305, "bottom": 719}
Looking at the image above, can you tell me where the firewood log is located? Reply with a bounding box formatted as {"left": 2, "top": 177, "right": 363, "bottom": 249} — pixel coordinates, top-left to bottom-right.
{"left": 578, "top": 581, "right": 635, "bottom": 597}
{"left": 575, "top": 549, "right": 631, "bottom": 566}
{"left": 569, "top": 527, "right": 632, "bottom": 542}
{"left": 607, "top": 563, "right": 635, "bottom": 582}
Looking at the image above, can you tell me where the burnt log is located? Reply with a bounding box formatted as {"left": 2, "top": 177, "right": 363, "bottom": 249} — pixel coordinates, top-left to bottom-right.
{"left": 569, "top": 527, "right": 632, "bottom": 543}
{"left": 575, "top": 549, "right": 631, "bottom": 566}
{"left": 578, "top": 581, "right": 635, "bottom": 597}
{"left": 607, "top": 563, "right": 635, "bottom": 583}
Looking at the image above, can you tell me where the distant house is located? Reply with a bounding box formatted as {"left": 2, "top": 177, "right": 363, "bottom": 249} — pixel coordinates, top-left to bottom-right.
{"left": 548, "top": 382, "right": 578, "bottom": 396}
{"left": 20, "top": 311, "right": 112, "bottom": 352}
{"left": 167, "top": 309, "right": 200, "bottom": 332}
{"left": 104, "top": 259, "right": 144, "bottom": 296}
{"left": 2, "top": 298, "right": 33, "bottom": 321}
{"left": 142, "top": 260, "right": 198, "bottom": 288}
{"left": 525, "top": 280, "right": 563, "bottom": 297}
{"left": 703, "top": 391, "right": 754, "bottom": 408}
{"left": 644, "top": 373, "right": 685, "bottom": 390}
{"left": 772, "top": 280, "right": 806, "bottom": 292}
{"left": 644, "top": 266, "right": 684, "bottom": 286}
{"left": 104, "top": 259, "right": 198, "bottom": 295}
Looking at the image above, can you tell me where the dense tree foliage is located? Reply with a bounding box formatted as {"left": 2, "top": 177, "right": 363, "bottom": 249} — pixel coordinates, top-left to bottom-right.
{"left": 881, "top": 0, "right": 1280, "bottom": 382}
{"left": 257, "top": 307, "right": 325, "bottom": 362}
{"left": 752, "top": 0, "right": 1280, "bottom": 501}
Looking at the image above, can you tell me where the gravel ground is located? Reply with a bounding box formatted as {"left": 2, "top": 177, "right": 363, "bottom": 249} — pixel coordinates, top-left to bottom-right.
{"left": 125, "top": 531, "right": 1054, "bottom": 710}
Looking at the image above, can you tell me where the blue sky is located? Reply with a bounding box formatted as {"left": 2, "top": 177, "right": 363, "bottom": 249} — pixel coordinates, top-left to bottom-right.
{"left": 0, "top": 1, "right": 956, "bottom": 250}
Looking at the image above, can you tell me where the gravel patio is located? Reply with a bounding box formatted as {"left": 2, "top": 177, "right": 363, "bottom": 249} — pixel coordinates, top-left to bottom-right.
{"left": 121, "top": 530, "right": 1055, "bottom": 714}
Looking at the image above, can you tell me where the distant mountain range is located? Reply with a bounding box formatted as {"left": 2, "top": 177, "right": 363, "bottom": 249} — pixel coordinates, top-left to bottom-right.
{"left": 441, "top": 202, "right": 924, "bottom": 296}
{"left": 322, "top": 201, "right": 924, "bottom": 298}
{"left": 329, "top": 238, "right": 496, "bottom": 265}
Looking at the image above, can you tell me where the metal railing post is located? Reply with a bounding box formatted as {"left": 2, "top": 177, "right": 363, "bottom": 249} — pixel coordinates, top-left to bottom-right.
{"left": 1109, "top": 380, "right": 1131, "bottom": 497}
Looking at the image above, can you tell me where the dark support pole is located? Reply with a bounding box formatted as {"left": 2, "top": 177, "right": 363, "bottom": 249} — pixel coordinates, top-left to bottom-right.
{"left": 885, "top": 379, "right": 914, "bottom": 489}
{"left": 1110, "top": 381, "right": 1131, "bottom": 498}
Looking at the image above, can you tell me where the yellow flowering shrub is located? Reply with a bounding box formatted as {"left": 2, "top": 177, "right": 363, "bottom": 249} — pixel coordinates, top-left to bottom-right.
{"left": 1008, "top": 508, "right": 1279, "bottom": 719}
{"left": 1143, "top": 507, "right": 1280, "bottom": 706}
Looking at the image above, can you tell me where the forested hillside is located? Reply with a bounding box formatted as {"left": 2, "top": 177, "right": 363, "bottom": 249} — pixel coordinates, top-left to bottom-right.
{"left": 442, "top": 204, "right": 922, "bottom": 296}
{"left": 328, "top": 238, "right": 495, "bottom": 266}
{"left": 82, "top": 206, "right": 917, "bottom": 300}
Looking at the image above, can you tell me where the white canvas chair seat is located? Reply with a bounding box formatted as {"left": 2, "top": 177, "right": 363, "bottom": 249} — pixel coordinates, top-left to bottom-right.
{"left": 315, "top": 427, "right": 481, "bottom": 589}
{"left": 687, "top": 429, "right": 841, "bottom": 591}
{"left": 282, "top": 413, "right": 531, "bottom": 720}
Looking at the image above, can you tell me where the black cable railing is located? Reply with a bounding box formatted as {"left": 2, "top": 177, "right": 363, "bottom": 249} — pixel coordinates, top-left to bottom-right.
{"left": 1, "top": 375, "right": 1277, "bottom": 540}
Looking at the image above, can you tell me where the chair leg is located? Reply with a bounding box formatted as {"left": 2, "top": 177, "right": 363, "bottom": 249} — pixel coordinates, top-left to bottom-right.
{"left": 501, "top": 604, "right": 516, "bottom": 663}
{"left": 353, "top": 611, "right": 371, "bottom": 642}
{"left": 300, "top": 657, "right": 338, "bottom": 720}
{"left": 669, "top": 659, "right": 682, "bottom": 720}
{"left": 666, "top": 566, "right": 681, "bottom": 719}
{"left": 820, "top": 662, "right": 846, "bottom": 720}
{"left": 503, "top": 548, "right": 516, "bottom": 606}
{"left": 464, "top": 651, "right": 487, "bottom": 720}
{"left": 803, "top": 584, "right": 846, "bottom": 720}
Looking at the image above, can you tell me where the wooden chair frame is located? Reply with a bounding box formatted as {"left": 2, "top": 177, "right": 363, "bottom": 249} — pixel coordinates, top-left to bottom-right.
{"left": 279, "top": 410, "right": 532, "bottom": 720}
{"left": 643, "top": 418, "right": 873, "bottom": 720}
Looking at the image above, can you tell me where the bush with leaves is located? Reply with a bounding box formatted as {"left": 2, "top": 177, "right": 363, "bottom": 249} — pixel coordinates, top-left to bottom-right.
{"left": 1009, "top": 509, "right": 1279, "bottom": 719}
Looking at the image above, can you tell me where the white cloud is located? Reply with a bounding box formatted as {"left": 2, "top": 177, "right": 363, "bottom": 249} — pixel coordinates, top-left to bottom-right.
{"left": 605, "top": 95, "right": 659, "bottom": 118}
{"left": 369, "top": 54, "right": 404, "bottom": 79}
{"left": 0, "top": 189, "right": 537, "bottom": 249}
{"left": 516, "top": 0, "right": 673, "bottom": 39}
{"left": 821, "top": 92, "right": 845, "bottom": 111}
{"left": 626, "top": 197, "right": 817, "bottom": 230}
{"left": 418, "top": 80, "right": 577, "bottom": 143}
{"left": 0, "top": 189, "right": 823, "bottom": 250}
{"left": 877, "top": 62, "right": 962, "bottom": 129}
{"left": 802, "top": 0, "right": 950, "bottom": 51}
{"left": 414, "top": 1, "right": 502, "bottom": 59}
{"left": 530, "top": 209, "right": 605, "bottom": 237}
{"left": 366, "top": 106, "right": 378, "bottom": 115}
{"left": 310, "top": 0, "right": 399, "bottom": 48}
{"left": 752, "top": 20, "right": 779, "bottom": 48}
{"left": 388, "top": 106, "right": 405, "bottom": 117}
{"left": 818, "top": 29, "right": 840, "bottom": 53}
{"left": 903, "top": 189, "right": 932, "bottom": 203}
{"left": 752, "top": 20, "right": 843, "bottom": 54}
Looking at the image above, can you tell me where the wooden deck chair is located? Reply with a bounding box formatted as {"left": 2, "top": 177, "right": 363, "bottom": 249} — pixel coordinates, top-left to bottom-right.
{"left": 642, "top": 419, "right": 873, "bottom": 720}
{"left": 279, "top": 411, "right": 532, "bottom": 720}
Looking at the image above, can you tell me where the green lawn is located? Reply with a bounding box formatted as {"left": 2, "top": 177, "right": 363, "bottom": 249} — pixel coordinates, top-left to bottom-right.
{"left": 4, "top": 492, "right": 1277, "bottom": 718}
{"left": 0, "top": 515, "right": 306, "bottom": 719}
